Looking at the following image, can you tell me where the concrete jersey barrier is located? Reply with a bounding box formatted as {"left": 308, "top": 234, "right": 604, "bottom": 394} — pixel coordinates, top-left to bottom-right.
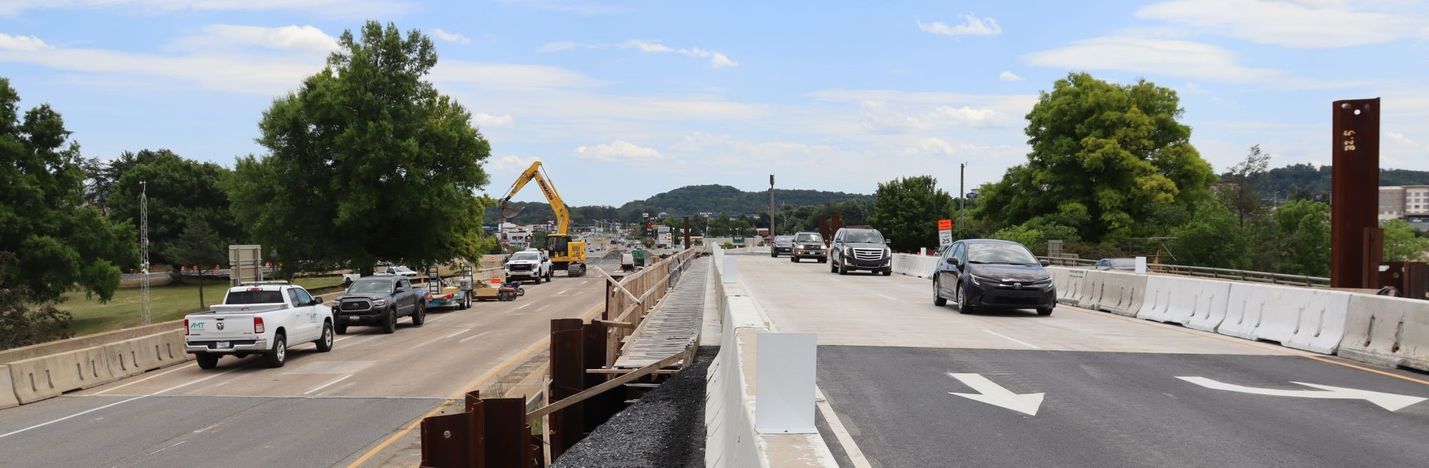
{"left": 1337, "top": 294, "right": 1429, "bottom": 371}
{"left": 7, "top": 345, "right": 112, "bottom": 404}
{"left": 1137, "top": 275, "right": 1231, "bottom": 330}
{"left": 0, "top": 364, "right": 18, "bottom": 409}
{"left": 1093, "top": 271, "right": 1147, "bottom": 317}
{"left": 1214, "top": 283, "right": 1350, "bottom": 355}
{"left": 891, "top": 254, "right": 939, "bottom": 279}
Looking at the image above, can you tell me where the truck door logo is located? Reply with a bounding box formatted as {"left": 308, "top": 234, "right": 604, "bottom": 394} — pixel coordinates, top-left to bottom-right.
{"left": 217, "top": 322, "right": 225, "bottom": 330}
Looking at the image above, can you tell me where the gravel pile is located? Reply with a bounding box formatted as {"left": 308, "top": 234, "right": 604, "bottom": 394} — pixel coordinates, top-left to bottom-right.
{"left": 552, "top": 346, "right": 718, "bottom": 468}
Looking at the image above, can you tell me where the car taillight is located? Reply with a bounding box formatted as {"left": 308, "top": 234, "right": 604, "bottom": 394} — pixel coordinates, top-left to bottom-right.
{"left": 253, "top": 317, "right": 265, "bottom": 334}
{"left": 184, "top": 319, "right": 189, "bottom": 335}
{"left": 445, "top": 293, "right": 454, "bottom": 300}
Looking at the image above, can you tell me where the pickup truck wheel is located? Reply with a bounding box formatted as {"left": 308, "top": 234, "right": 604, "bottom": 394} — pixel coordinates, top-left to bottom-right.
{"left": 411, "top": 304, "right": 426, "bottom": 326}
{"left": 382, "top": 308, "right": 397, "bottom": 334}
{"left": 263, "top": 333, "right": 287, "bottom": 368}
{"left": 315, "top": 321, "right": 334, "bottom": 352}
{"left": 195, "top": 353, "right": 219, "bottom": 369}
{"left": 335, "top": 319, "right": 348, "bottom": 335}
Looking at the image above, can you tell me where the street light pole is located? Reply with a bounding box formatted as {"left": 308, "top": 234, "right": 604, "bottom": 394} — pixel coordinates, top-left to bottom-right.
{"left": 769, "top": 174, "right": 776, "bottom": 240}
{"left": 959, "top": 163, "right": 966, "bottom": 237}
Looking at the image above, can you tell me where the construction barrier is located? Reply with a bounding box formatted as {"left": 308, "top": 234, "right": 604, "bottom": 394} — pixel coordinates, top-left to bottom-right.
{"left": 705, "top": 245, "right": 836, "bottom": 468}
{"left": 1138, "top": 275, "right": 1232, "bottom": 329}
{"left": 1078, "top": 270, "right": 1109, "bottom": 309}
{"left": 1285, "top": 290, "right": 1351, "bottom": 355}
{"left": 1051, "top": 268, "right": 1087, "bottom": 305}
{"left": 0, "top": 364, "right": 19, "bottom": 409}
{"left": 1094, "top": 271, "right": 1147, "bottom": 317}
{"left": 1337, "top": 294, "right": 1429, "bottom": 371}
{"left": 891, "top": 254, "right": 939, "bottom": 279}
{"left": 1214, "top": 283, "right": 1350, "bottom": 354}
{"left": 7, "top": 345, "right": 111, "bottom": 404}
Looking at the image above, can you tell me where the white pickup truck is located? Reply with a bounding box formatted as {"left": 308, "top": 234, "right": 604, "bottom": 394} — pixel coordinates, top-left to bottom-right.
{"left": 184, "top": 281, "right": 335, "bottom": 369}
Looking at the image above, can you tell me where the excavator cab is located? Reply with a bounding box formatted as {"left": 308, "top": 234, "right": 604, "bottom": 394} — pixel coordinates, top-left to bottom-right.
{"left": 498, "top": 161, "right": 587, "bottom": 278}
{"left": 545, "top": 234, "right": 587, "bottom": 277}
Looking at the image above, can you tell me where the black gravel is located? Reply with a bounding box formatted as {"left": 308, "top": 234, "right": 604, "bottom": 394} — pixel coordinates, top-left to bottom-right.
{"left": 553, "top": 346, "right": 718, "bottom": 468}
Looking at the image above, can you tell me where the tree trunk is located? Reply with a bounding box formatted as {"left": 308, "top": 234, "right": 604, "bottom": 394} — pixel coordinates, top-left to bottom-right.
{"left": 198, "top": 267, "right": 206, "bottom": 310}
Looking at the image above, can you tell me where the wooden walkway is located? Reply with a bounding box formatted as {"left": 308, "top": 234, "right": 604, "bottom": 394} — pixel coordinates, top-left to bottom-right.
{"left": 614, "top": 257, "right": 709, "bottom": 369}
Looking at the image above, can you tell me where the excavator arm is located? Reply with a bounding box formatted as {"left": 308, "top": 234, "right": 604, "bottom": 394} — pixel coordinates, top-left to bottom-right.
{"left": 498, "top": 161, "right": 571, "bottom": 236}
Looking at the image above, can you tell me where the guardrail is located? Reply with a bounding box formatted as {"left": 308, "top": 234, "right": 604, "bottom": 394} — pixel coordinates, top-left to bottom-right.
{"left": 1037, "top": 256, "right": 1330, "bottom": 288}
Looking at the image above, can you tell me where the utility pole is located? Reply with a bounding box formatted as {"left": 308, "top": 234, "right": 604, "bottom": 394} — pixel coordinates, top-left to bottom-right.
{"left": 139, "top": 181, "right": 151, "bottom": 325}
{"left": 769, "top": 174, "right": 776, "bottom": 240}
{"left": 958, "top": 163, "right": 966, "bottom": 238}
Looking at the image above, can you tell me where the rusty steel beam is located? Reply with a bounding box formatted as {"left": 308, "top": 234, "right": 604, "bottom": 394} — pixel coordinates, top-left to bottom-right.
{"left": 482, "top": 397, "right": 535, "bottom": 468}
{"left": 420, "top": 412, "right": 471, "bottom": 468}
{"left": 1330, "top": 98, "right": 1380, "bottom": 288}
{"left": 582, "top": 321, "right": 622, "bottom": 433}
{"left": 547, "top": 318, "right": 585, "bottom": 461}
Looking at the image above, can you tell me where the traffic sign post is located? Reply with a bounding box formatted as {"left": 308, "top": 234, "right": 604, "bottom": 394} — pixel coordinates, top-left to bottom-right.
{"left": 938, "top": 219, "right": 953, "bottom": 249}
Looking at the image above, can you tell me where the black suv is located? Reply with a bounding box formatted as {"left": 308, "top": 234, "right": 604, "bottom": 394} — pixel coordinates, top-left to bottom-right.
{"left": 829, "top": 227, "right": 891, "bottom": 275}
{"left": 790, "top": 231, "right": 827, "bottom": 263}
{"left": 333, "top": 276, "right": 426, "bottom": 334}
{"left": 933, "top": 239, "right": 1055, "bottom": 316}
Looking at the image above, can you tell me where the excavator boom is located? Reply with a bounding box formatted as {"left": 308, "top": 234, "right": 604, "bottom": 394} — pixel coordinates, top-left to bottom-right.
{"left": 497, "top": 161, "right": 587, "bottom": 276}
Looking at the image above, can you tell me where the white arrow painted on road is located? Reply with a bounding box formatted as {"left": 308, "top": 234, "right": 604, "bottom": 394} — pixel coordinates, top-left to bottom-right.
{"left": 947, "top": 373, "right": 1044, "bottom": 416}
{"left": 1177, "top": 376, "right": 1426, "bottom": 412}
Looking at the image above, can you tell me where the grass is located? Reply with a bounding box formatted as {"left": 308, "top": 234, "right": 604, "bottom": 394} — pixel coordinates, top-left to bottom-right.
{"left": 61, "top": 276, "right": 343, "bottom": 337}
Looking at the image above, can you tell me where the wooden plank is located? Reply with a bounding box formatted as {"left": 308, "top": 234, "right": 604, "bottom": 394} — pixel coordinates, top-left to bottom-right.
{"left": 526, "top": 351, "right": 685, "bottom": 422}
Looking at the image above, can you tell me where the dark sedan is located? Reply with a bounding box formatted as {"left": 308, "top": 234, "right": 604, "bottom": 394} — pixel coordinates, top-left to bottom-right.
{"left": 770, "top": 235, "right": 794, "bottom": 257}
{"left": 933, "top": 239, "right": 1055, "bottom": 316}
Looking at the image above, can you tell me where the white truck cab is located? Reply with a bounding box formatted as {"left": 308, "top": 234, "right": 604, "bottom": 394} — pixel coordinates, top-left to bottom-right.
{"left": 184, "top": 281, "right": 334, "bottom": 369}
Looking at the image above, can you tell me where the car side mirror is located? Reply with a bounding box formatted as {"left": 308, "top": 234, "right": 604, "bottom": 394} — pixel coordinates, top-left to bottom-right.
{"left": 945, "top": 257, "right": 959, "bottom": 265}
{"left": 1039, "top": 259, "right": 1051, "bottom": 267}
{"left": 310, "top": 298, "right": 324, "bottom": 306}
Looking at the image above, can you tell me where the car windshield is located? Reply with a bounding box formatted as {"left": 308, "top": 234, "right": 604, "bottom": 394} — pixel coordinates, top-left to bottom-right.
{"left": 511, "top": 252, "right": 539, "bottom": 261}
{"left": 795, "top": 233, "right": 822, "bottom": 243}
{"left": 348, "top": 280, "right": 393, "bottom": 294}
{"left": 967, "top": 243, "right": 1039, "bottom": 265}
{"left": 843, "top": 230, "right": 884, "bottom": 243}
{"left": 224, "top": 290, "right": 284, "bottom": 304}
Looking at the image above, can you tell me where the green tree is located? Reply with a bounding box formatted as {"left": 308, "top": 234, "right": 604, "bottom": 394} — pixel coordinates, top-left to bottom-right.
{"left": 101, "top": 149, "right": 239, "bottom": 265}
{"left": 976, "top": 73, "right": 1215, "bottom": 243}
{"left": 1170, "top": 200, "right": 1252, "bottom": 269}
{"left": 1220, "top": 145, "right": 1270, "bottom": 226}
{"left": 162, "top": 220, "right": 227, "bottom": 309}
{"left": 228, "top": 22, "right": 492, "bottom": 275}
{"left": 1383, "top": 219, "right": 1429, "bottom": 262}
{"left": 1268, "top": 200, "right": 1330, "bottom": 276}
{"left": 0, "top": 78, "right": 136, "bottom": 347}
{"left": 870, "top": 175, "right": 954, "bottom": 252}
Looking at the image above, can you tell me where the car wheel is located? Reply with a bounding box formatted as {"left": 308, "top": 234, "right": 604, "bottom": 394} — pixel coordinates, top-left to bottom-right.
{"left": 195, "top": 352, "right": 220, "bottom": 369}
{"left": 382, "top": 308, "right": 397, "bottom": 334}
{"left": 818, "top": 258, "right": 827, "bottom": 263}
{"left": 934, "top": 279, "right": 947, "bottom": 306}
{"left": 263, "top": 332, "right": 287, "bottom": 368}
{"left": 411, "top": 303, "right": 426, "bottom": 326}
{"left": 838, "top": 260, "right": 848, "bottom": 275}
{"left": 830, "top": 259, "right": 837, "bottom": 273}
{"left": 956, "top": 282, "right": 974, "bottom": 314}
{"left": 335, "top": 318, "right": 348, "bottom": 335}
{"left": 315, "top": 321, "right": 334, "bottom": 352}
{"left": 790, "top": 256, "right": 798, "bottom": 263}
{"left": 882, "top": 268, "right": 892, "bottom": 276}
{"left": 1037, "top": 307, "right": 1054, "bottom": 316}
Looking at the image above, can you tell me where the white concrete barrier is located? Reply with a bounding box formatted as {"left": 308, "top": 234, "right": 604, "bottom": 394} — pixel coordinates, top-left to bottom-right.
{"left": 1213, "top": 283, "right": 1350, "bottom": 354}
{"left": 1137, "top": 275, "right": 1231, "bottom": 329}
{"left": 0, "top": 364, "right": 19, "bottom": 409}
{"left": 1094, "top": 271, "right": 1147, "bottom": 317}
{"left": 1286, "top": 290, "right": 1351, "bottom": 355}
{"left": 1051, "top": 268, "right": 1087, "bottom": 305}
{"left": 1337, "top": 294, "right": 1429, "bottom": 371}
{"left": 1079, "top": 270, "right": 1109, "bottom": 309}
{"left": 7, "top": 345, "right": 111, "bottom": 404}
{"left": 705, "top": 245, "right": 836, "bottom": 468}
{"left": 891, "top": 254, "right": 939, "bottom": 279}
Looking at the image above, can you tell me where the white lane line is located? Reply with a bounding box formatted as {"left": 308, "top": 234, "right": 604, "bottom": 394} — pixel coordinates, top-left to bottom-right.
{"left": 557, "top": 289, "right": 569, "bottom": 295}
{"left": 536, "top": 304, "right": 551, "bottom": 312}
{"left": 443, "top": 328, "right": 472, "bottom": 339}
{"left": 91, "top": 363, "right": 193, "bottom": 395}
{"left": 983, "top": 329, "right": 1043, "bottom": 350}
{"left": 458, "top": 331, "right": 490, "bottom": 344}
{"left": 410, "top": 335, "right": 446, "bottom": 349}
{"left": 0, "top": 368, "right": 236, "bottom": 439}
{"left": 815, "top": 386, "right": 873, "bottom": 468}
{"left": 517, "top": 303, "right": 533, "bottom": 310}
{"left": 303, "top": 374, "right": 352, "bottom": 395}
{"left": 145, "top": 440, "right": 188, "bottom": 456}
{"left": 876, "top": 293, "right": 898, "bottom": 301}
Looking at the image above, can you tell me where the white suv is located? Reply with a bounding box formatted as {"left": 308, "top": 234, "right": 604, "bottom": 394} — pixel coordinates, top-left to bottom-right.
{"left": 505, "top": 249, "right": 552, "bottom": 283}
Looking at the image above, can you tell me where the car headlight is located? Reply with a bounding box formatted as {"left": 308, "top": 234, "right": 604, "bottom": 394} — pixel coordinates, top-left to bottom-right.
{"left": 883, "top": 247, "right": 891, "bottom": 257}
{"left": 373, "top": 299, "right": 387, "bottom": 306}
{"left": 968, "top": 275, "right": 989, "bottom": 286}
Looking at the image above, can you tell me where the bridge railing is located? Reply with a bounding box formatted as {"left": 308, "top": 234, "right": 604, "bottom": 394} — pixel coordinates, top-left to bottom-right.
{"left": 1037, "top": 257, "right": 1330, "bottom": 288}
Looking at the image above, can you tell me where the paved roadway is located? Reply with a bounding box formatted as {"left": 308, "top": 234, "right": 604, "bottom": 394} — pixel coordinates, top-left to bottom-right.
{"left": 0, "top": 256, "right": 620, "bottom": 468}
{"left": 734, "top": 254, "right": 1429, "bottom": 467}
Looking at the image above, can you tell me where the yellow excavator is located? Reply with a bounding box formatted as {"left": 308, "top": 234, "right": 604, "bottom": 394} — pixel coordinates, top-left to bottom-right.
{"left": 498, "top": 161, "right": 587, "bottom": 277}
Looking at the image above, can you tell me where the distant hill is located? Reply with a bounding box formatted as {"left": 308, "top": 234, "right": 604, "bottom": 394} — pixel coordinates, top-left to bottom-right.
{"left": 1228, "top": 164, "right": 1429, "bottom": 199}
{"left": 488, "top": 184, "right": 871, "bottom": 225}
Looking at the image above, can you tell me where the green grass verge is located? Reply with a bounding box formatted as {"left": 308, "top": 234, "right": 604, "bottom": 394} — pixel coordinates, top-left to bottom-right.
{"left": 61, "top": 276, "right": 342, "bottom": 337}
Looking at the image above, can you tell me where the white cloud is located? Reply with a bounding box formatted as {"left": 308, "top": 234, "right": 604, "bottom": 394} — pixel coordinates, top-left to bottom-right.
{"left": 917, "top": 14, "right": 1002, "bottom": 37}
{"left": 1024, "top": 36, "right": 1283, "bottom": 82}
{"left": 998, "top": 70, "right": 1023, "bottom": 82}
{"left": 432, "top": 28, "right": 472, "bottom": 44}
{"left": 432, "top": 62, "right": 605, "bottom": 90}
{"left": 908, "top": 137, "right": 958, "bottom": 156}
{"left": 855, "top": 100, "right": 1009, "bottom": 131}
{"left": 488, "top": 154, "right": 541, "bottom": 172}
{"left": 496, "top": 0, "right": 628, "bottom": 15}
{"left": 1386, "top": 131, "right": 1421, "bottom": 149}
{"left": 538, "top": 41, "right": 606, "bottom": 53}
{"left": 0, "top": 0, "right": 407, "bottom": 16}
{"left": 472, "top": 112, "right": 513, "bottom": 127}
{"left": 575, "top": 140, "right": 664, "bottom": 162}
{"left": 1136, "top": 0, "right": 1426, "bottom": 48}
{"left": 172, "top": 25, "right": 338, "bottom": 52}
{"left": 0, "top": 33, "right": 49, "bottom": 51}
{"left": 619, "top": 40, "right": 738, "bottom": 68}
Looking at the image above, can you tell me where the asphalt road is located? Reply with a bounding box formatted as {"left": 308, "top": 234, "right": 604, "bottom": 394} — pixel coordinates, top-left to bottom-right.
{"left": 0, "top": 256, "right": 621, "bottom": 468}
{"left": 734, "top": 254, "right": 1429, "bottom": 467}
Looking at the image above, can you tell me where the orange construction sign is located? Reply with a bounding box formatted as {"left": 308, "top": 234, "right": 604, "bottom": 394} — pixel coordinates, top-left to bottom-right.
{"left": 937, "top": 219, "right": 953, "bottom": 231}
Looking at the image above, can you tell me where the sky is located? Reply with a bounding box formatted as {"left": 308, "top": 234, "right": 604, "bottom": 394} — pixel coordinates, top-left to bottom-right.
{"left": 2, "top": 0, "right": 1427, "bottom": 206}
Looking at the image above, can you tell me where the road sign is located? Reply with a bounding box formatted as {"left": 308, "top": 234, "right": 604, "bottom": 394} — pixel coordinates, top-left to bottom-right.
{"left": 947, "top": 373, "right": 1044, "bottom": 416}
{"left": 1177, "top": 376, "right": 1425, "bottom": 412}
{"left": 938, "top": 219, "right": 952, "bottom": 231}
{"left": 938, "top": 218, "right": 953, "bottom": 247}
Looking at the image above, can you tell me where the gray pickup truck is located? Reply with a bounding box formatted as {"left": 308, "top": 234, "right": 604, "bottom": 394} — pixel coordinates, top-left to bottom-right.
{"left": 332, "top": 275, "right": 426, "bottom": 334}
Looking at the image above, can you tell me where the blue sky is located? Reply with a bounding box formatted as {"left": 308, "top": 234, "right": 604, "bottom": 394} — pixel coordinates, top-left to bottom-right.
{"left": 2, "top": 0, "right": 1427, "bottom": 206}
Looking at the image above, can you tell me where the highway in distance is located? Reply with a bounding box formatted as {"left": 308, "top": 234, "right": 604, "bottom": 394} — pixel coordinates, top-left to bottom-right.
{"left": 733, "top": 254, "right": 1429, "bottom": 467}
